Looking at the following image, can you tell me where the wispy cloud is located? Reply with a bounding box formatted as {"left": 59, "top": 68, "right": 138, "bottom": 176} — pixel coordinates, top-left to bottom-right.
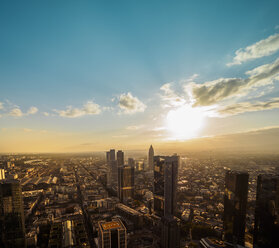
{"left": 27, "top": 106, "right": 38, "bottom": 115}
{"left": 0, "top": 102, "right": 4, "bottom": 110}
{"left": 190, "top": 57, "right": 279, "bottom": 106}
{"left": 126, "top": 125, "right": 145, "bottom": 130}
{"left": 43, "top": 112, "right": 49, "bottom": 116}
{"left": 160, "top": 83, "right": 189, "bottom": 108}
{"left": 217, "top": 98, "right": 279, "bottom": 117}
{"left": 112, "top": 134, "right": 128, "bottom": 138}
{"left": 9, "top": 106, "right": 39, "bottom": 117}
{"left": 23, "top": 128, "right": 32, "bottom": 132}
{"left": 227, "top": 33, "right": 279, "bottom": 66}
{"left": 54, "top": 100, "right": 101, "bottom": 118}
{"left": 118, "top": 92, "right": 146, "bottom": 114}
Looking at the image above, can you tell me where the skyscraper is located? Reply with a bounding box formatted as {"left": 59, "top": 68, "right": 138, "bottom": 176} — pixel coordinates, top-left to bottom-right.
{"left": 107, "top": 160, "right": 118, "bottom": 190}
{"left": 106, "top": 151, "right": 110, "bottom": 163}
{"left": 223, "top": 171, "right": 249, "bottom": 246}
{"left": 161, "top": 216, "right": 180, "bottom": 248}
{"left": 128, "top": 158, "right": 135, "bottom": 167}
{"left": 0, "top": 169, "right": 5, "bottom": 180}
{"left": 0, "top": 179, "right": 26, "bottom": 247}
{"left": 117, "top": 150, "right": 124, "bottom": 167}
{"left": 118, "top": 165, "right": 134, "bottom": 203}
{"left": 109, "top": 149, "right": 116, "bottom": 161}
{"left": 153, "top": 155, "right": 179, "bottom": 248}
{"left": 98, "top": 218, "right": 127, "bottom": 248}
{"left": 148, "top": 145, "right": 154, "bottom": 170}
{"left": 153, "top": 155, "right": 179, "bottom": 217}
{"left": 253, "top": 174, "right": 279, "bottom": 248}
{"left": 106, "top": 149, "right": 117, "bottom": 189}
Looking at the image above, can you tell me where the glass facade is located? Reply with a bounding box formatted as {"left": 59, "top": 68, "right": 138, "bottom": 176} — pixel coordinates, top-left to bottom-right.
{"left": 254, "top": 175, "right": 279, "bottom": 248}
{"left": 0, "top": 180, "right": 26, "bottom": 248}
{"left": 223, "top": 171, "right": 248, "bottom": 246}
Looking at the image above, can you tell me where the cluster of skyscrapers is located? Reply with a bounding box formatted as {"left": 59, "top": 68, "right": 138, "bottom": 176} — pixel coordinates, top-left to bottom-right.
{"left": 106, "top": 149, "right": 135, "bottom": 204}
{"left": 1, "top": 147, "right": 279, "bottom": 248}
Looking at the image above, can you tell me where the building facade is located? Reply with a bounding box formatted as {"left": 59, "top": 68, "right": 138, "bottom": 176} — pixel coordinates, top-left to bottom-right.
{"left": 0, "top": 179, "right": 26, "bottom": 248}
{"left": 118, "top": 165, "right": 134, "bottom": 203}
{"left": 253, "top": 174, "right": 279, "bottom": 248}
{"left": 116, "top": 150, "right": 124, "bottom": 168}
{"left": 223, "top": 171, "right": 249, "bottom": 246}
{"left": 98, "top": 218, "right": 127, "bottom": 248}
{"left": 153, "top": 155, "right": 178, "bottom": 217}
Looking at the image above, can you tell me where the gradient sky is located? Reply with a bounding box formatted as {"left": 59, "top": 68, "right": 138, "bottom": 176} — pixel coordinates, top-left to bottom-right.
{"left": 1, "top": 0, "right": 279, "bottom": 152}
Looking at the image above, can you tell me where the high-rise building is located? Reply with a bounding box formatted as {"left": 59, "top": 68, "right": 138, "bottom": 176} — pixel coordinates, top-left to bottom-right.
{"left": 153, "top": 155, "right": 178, "bottom": 217}
{"left": 153, "top": 155, "right": 179, "bottom": 248}
{"left": 106, "top": 149, "right": 117, "bottom": 189}
{"left": 106, "top": 151, "right": 110, "bottom": 163}
{"left": 128, "top": 158, "right": 135, "bottom": 167}
{"left": 98, "top": 218, "right": 127, "bottom": 248}
{"left": 0, "top": 169, "right": 5, "bottom": 180}
{"left": 253, "top": 174, "right": 279, "bottom": 248}
{"left": 117, "top": 150, "right": 124, "bottom": 167}
{"left": 148, "top": 145, "right": 154, "bottom": 169}
{"left": 161, "top": 216, "right": 180, "bottom": 248}
{"left": 118, "top": 165, "right": 134, "bottom": 203}
{"left": 109, "top": 149, "right": 116, "bottom": 161}
{"left": 0, "top": 179, "right": 26, "bottom": 247}
{"left": 223, "top": 171, "right": 249, "bottom": 246}
{"left": 107, "top": 160, "right": 118, "bottom": 189}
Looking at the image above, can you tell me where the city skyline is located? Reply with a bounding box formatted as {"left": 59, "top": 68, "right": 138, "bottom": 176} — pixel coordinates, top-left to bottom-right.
{"left": 1, "top": 1, "right": 279, "bottom": 153}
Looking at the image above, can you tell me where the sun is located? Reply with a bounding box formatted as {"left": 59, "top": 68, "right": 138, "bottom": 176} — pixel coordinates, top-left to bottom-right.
{"left": 166, "top": 105, "right": 205, "bottom": 140}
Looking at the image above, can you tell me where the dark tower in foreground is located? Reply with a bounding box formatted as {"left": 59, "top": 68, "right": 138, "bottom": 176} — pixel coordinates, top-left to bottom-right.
{"left": 153, "top": 155, "right": 180, "bottom": 248}
{"left": 253, "top": 174, "right": 279, "bottom": 248}
{"left": 153, "top": 155, "right": 178, "bottom": 217}
{"left": 0, "top": 179, "right": 26, "bottom": 248}
{"left": 223, "top": 171, "right": 249, "bottom": 246}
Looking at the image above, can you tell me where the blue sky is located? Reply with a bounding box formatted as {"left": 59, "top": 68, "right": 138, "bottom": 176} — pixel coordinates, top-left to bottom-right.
{"left": 1, "top": 0, "right": 279, "bottom": 152}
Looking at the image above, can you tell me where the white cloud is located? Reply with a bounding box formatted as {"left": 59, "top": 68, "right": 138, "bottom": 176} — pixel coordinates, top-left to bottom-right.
{"left": 43, "top": 112, "right": 49, "bottom": 116}
{"left": 9, "top": 107, "right": 24, "bottom": 117}
{"left": 227, "top": 33, "right": 279, "bottom": 66}
{"left": 0, "top": 102, "right": 3, "bottom": 110}
{"left": 118, "top": 92, "right": 146, "bottom": 114}
{"left": 27, "top": 106, "right": 38, "bottom": 115}
{"left": 9, "top": 106, "right": 39, "bottom": 117}
{"left": 185, "top": 73, "right": 199, "bottom": 82}
{"left": 54, "top": 100, "right": 101, "bottom": 118}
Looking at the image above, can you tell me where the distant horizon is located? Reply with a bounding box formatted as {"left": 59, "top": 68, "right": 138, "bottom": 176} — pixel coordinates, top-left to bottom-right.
{"left": 1, "top": 125, "right": 279, "bottom": 154}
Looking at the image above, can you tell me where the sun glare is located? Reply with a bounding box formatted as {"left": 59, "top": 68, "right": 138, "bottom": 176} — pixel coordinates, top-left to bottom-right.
{"left": 166, "top": 106, "right": 205, "bottom": 140}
